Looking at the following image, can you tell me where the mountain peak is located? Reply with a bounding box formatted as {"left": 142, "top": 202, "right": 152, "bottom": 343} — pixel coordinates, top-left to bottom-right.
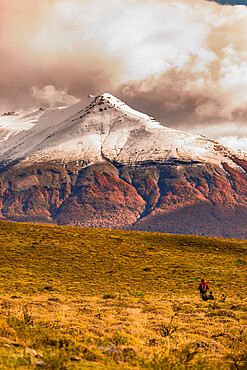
{"left": 2, "top": 93, "right": 247, "bottom": 237}
{"left": 87, "top": 92, "right": 158, "bottom": 124}
{"left": 0, "top": 92, "right": 246, "bottom": 169}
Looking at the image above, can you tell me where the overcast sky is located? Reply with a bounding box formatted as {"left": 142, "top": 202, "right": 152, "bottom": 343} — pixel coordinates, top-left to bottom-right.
{"left": 1, "top": 0, "right": 247, "bottom": 150}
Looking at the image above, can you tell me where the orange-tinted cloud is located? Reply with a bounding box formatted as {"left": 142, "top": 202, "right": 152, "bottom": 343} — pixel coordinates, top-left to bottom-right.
{"left": 1, "top": 0, "right": 247, "bottom": 149}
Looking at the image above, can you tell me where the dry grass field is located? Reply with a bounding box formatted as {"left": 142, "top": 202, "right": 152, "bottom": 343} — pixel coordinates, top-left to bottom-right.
{"left": 0, "top": 220, "right": 246, "bottom": 369}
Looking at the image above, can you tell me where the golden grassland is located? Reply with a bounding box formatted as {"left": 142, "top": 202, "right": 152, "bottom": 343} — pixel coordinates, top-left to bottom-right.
{"left": 0, "top": 220, "right": 246, "bottom": 369}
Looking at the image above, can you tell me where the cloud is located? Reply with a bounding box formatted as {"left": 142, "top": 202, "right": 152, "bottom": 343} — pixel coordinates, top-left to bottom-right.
{"left": 1, "top": 0, "right": 247, "bottom": 149}
{"left": 31, "top": 85, "right": 80, "bottom": 107}
{"left": 0, "top": 0, "right": 122, "bottom": 112}
{"left": 115, "top": 66, "right": 234, "bottom": 130}
{"left": 18, "top": 0, "right": 216, "bottom": 81}
{"left": 185, "top": 122, "right": 247, "bottom": 151}
{"left": 218, "top": 136, "right": 247, "bottom": 151}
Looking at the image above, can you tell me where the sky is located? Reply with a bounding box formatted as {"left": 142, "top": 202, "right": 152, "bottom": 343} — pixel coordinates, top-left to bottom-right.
{"left": 1, "top": 0, "right": 247, "bottom": 150}
{"left": 211, "top": 1, "right": 247, "bottom": 4}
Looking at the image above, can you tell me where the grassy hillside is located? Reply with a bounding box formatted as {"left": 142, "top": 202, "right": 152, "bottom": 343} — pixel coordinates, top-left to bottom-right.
{"left": 0, "top": 220, "right": 246, "bottom": 368}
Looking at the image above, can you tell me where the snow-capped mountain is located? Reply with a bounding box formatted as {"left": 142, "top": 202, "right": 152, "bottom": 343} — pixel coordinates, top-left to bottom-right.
{"left": 0, "top": 93, "right": 244, "bottom": 167}
{"left": 1, "top": 93, "right": 247, "bottom": 238}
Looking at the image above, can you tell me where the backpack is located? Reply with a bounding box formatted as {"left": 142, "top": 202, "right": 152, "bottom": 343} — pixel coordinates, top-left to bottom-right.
{"left": 201, "top": 282, "right": 207, "bottom": 293}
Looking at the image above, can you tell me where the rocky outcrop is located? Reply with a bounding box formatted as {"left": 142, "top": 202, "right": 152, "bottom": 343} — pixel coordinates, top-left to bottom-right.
{"left": 56, "top": 169, "right": 146, "bottom": 228}
{"left": 1, "top": 157, "right": 247, "bottom": 238}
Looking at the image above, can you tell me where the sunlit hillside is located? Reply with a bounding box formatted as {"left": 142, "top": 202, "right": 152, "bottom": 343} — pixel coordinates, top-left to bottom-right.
{"left": 0, "top": 220, "right": 246, "bottom": 368}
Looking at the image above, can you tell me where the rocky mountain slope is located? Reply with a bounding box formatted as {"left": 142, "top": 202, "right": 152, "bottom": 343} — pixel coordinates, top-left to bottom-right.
{"left": 1, "top": 93, "right": 247, "bottom": 238}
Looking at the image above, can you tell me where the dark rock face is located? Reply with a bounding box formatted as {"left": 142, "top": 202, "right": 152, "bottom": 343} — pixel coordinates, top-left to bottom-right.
{"left": 0, "top": 161, "right": 146, "bottom": 229}
{"left": 1, "top": 156, "right": 247, "bottom": 238}
{"left": 56, "top": 169, "right": 146, "bottom": 228}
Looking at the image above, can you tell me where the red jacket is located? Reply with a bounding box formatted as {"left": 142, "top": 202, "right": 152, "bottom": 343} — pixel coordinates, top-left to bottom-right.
{"left": 198, "top": 281, "right": 209, "bottom": 293}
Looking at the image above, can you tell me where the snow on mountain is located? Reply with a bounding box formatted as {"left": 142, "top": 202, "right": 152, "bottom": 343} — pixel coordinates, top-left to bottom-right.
{"left": 2, "top": 93, "right": 247, "bottom": 238}
{"left": 0, "top": 93, "right": 245, "bottom": 171}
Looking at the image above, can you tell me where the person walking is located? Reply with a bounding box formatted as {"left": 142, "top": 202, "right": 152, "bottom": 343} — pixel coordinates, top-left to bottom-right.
{"left": 198, "top": 279, "right": 209, "bottom": 301}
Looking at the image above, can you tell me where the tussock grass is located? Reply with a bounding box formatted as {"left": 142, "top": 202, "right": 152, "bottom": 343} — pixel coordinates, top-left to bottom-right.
{"left": 0, "top": 220, "right": 246, "bottom": 368}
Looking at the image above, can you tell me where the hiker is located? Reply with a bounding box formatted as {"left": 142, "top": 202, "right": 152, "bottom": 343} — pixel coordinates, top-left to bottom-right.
{"left": 207, "top": 291, "right": 214, "bottom": 300}
{"left": 198, "top": 279, "right": 209, "bottom": 301}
